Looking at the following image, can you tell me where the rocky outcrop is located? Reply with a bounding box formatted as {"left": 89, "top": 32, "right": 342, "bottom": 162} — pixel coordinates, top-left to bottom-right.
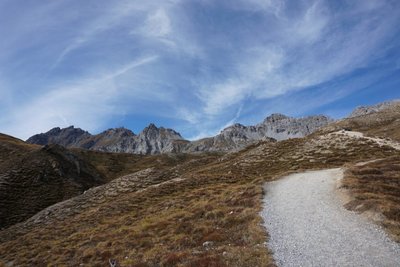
{"left": 258, "top": 114, "right": 333, "bottom": 141}
{"left": 27, "top": 114, "right": 332, "bottom": 154}
{"left": 349, "top": 100, "right": 400, "bottom": 118}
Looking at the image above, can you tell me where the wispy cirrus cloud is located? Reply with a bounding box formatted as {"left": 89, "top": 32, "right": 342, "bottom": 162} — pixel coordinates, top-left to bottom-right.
{"left": 1, "top": 55, "right": 159, "bottom": 139}
{"left": 194, "top": 0, "right": 400, "bottom": 119}
{"left": 0, "top": 0, "right": 399, "bottom": 140}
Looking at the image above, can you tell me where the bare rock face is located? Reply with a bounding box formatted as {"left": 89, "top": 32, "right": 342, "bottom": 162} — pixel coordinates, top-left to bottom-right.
{"left": 26, "top": 114, "right": 332, "bottom": 154}
{"left": 84, "top": 127, "right": 137, "bottom": 153}
{"left": 26, "top": 126, "right": 91, "bottom": 147}
{"left": 349, "top": 100, "right": 400, "bottom": 118}
{"left": 257, "top": 113, "right": 333, "bottom": 141}
{"left": 27, "top": 124, "right": 185, "bottom": 155}
{"left": 134, "top": 123, "right": 185, "bottom": 154}
{"left": 183, "top": 114, "right": 332, "bottom": 152}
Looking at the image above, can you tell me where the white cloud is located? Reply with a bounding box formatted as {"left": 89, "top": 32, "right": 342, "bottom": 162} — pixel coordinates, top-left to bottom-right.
{"left": 289, "top": 0, "right": 329, "bottom": 44}
{"left": 219, "top": 105, "right": 244, "bottom": 131}
{"left": 51, "top": 1, "right": 166, "bottom": 69}
{"left": 199, "top": 46, "right": 285, "bottom": 115}
{"left": 130, "top": 4, "right": 203, "bottom": 57}
{"left": 143, "top": 9, "right": 172, "bottom": 38}
{"left": 237, "top": 0, "right": 285, "bottom": 17}
{"left": 176, "top": 107, "right": 202, "bottom": 124}
{"left": 130, "top": 7, "right": 178, "bottom": 49}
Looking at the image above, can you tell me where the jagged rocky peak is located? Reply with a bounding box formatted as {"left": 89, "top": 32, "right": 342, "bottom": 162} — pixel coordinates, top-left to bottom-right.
{"left": 46, "top": 125, "right": 88, "bottom": 136}
{"left": 141, "top": 123, "right": 159, "bottom": 136}
{"left": 27, "top": 126, "right": 90, "bottom": 146}
{"left": 47, "top": 127, "right": 61, "bottom": 134}
{"left": 264, "top": 113, "right": 290, "bottom": 123}
{"left": 222, "top": 123, "right": 247, "bottom": 132}
{"left": 349, "top": 100, "right": 400, "bottom": 118}
{"left": 144, "top": 123, "right": 157, "bottom": 130}
{"left": 140, "top": 123, "right": 183, "bottom": 140}
{"left": 100, "top": 127, "right": 135, "bottom": 137}
{"left": 131, "top": 123, "right": 183, "bottom": 154}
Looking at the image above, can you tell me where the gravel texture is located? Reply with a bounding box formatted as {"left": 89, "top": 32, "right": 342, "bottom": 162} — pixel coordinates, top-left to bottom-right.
{"left": 261, "top": 168, "right": 400, "bottom": 267}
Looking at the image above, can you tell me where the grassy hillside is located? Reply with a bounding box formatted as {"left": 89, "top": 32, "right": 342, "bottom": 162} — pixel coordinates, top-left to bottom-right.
{"left": 0, "top": 140, "right": 105, "bottom": 229}
{"left": 73, "top": 149, "right": 222, "bottom": 182}
{"left": 342, "top": 156, "right": 400, "bottom": 241}
{"left": 0, "top": 133, "right": 221, "bottom": 230}
{"left": 322, "top": 102, "right": 400, "bottom": 141}
{"left": 1, "top": 131, "right": 398, "bottom": 266}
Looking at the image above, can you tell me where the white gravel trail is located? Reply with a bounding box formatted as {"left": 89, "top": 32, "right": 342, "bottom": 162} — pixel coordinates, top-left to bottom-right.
{"left": 261, "top": 168, "right": 400, "bottom": 267}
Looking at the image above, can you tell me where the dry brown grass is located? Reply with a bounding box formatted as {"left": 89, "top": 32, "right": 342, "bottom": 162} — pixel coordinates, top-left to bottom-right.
{"left": 342, "top": 156, "right": 400, "bottom": 241}
{"left": 0, "top": 136, "right": 221, "bottom": 229}
{"left": 73, "top": 149, "right": 223, "bottom": 182}
{"left": 0, "top": 134, "right": 38, "bottom": 164}
{"left": 0, "top": 138, "right": 105, "bottom": 229}
{"left": 0, "top": 132, "right": 398, "bottom": 266}
{"left": 320, "top": 103, "right": 400, "bottom": 142}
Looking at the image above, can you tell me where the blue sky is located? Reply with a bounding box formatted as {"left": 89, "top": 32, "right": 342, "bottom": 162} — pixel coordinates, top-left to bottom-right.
{"left": 1, "top": 0, "right": 399, "bottom": 140}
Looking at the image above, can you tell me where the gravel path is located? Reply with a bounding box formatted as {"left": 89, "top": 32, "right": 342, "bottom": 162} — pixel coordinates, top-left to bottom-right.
{"left": 261, "top": 168, "right": 400, "bottom": 267}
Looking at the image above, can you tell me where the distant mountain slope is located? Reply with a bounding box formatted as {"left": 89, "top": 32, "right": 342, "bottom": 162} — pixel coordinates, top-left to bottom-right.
{"left": 349, "top": 99, "right": 400, "bottom": 118}
{"left": 183, "top": 114, "right": 332, "bottom": 152}
{"left": 26, "top": 126, "right": 91, "bottom": 147}
{"left": 27, "top": 114, "right": 332, "bottom": 154}
{"left": 323, "top": 100, "right": 400, "bottom": 142}
{"left": 27, "top": 124, "right": 186, "bottom": 155}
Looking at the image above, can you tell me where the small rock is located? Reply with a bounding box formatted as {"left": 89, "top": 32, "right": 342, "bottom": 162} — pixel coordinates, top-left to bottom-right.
{"left": 192, "top": 250, "right": 202, "bottom": 255}
{"left": 202, "top": 241, "right": 214, "bottom": 248}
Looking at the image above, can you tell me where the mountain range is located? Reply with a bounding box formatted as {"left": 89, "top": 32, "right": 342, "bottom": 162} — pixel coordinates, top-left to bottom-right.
{"left": 1, "top": 100, "right": 400, "bottom": 266}
{"left": 27, "top": 113, "right": 332, "bottom": 154}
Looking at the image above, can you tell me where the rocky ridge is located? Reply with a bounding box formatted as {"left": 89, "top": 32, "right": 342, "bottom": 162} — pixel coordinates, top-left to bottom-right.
{"left": 184, "top": 114, "right": 332, "bottom": 152}
{"left": 349, "top": 99, "right": 400, "bottom": 118}
{"left": 27, "top": 114, "right": 332, "bottom": 154}
{"left": 323, "top": 100, "right": 400, "bottom": 142}
{"left": 28, "top": 124, "right": 186, "bottom": 155}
